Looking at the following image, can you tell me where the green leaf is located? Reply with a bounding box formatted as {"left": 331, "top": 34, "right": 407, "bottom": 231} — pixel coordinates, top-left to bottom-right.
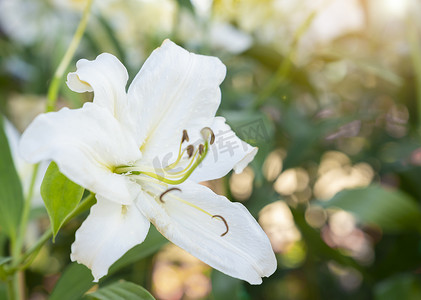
{"left": 108, "top": 226, "right": 167, "bottom": 274}
{"left": 41, "top": 162, "right": 84, "bottom": 240}
{"left": 0, "top": 256, "right": 12, "bottom": 280}
{"left": 211, "top": 270, "right": 244, "bottom": 300}
{"left": 86, "top": 281, "right": 155, "bottom": 300}
{"left": 0, "top": 116, "right": 24, "bottom": 238}
{"left": 0, "top": 231, "right": 7, "bottom": 257}
{"left": 0, "top": 282, "right": 7, "bottom": 300}
{"left": 50, "top": 227, "right": 166, "bottom": 299}
{"left": 176, "top": 0, "right": 194, "bottom": 12}
{"left": 0, "top": 256, "right": 11, "bottom": 266}
{"left": 320, "top": 185, "right": 421, "bottom": 232}
{"left": 0, "top": 256, "right": 12, "bottom": 281}
{"left": 49, "top": 263, "right": 94, "bottom": 300}
{"left": 375, "top": 274, "right": 421, "bottom": 300}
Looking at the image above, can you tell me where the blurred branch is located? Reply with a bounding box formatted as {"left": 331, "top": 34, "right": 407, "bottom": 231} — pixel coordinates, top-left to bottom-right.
{"left": 46, "top": 0, "right": 94, "bottom": 112}
{"left": 12, "top": 163, "right": 39, "bottom": 258}
{"left": 254, "top": 11, "right": 316, "bottom": 108}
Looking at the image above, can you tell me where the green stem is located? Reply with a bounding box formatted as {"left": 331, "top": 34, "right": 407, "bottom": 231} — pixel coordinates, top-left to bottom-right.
{"left": 254, "top": 11, "right": 316, "bottom": 108}
{"left": 9, "top": 163, "right": 39, "bottom": 299}
{"left": 11, "top": 193, "right": 96, "bottom": 271}
{"left": 6, "top": 273, "right": 19, "bottom": 300}
{"left": 46, "top": 0, "right": 94, "bottom": 112}
{"left": 6, "top": 234, "right": 19, "bottom": 300}
{"left": 12, "top": 164, "right": 39, "bottom": 259}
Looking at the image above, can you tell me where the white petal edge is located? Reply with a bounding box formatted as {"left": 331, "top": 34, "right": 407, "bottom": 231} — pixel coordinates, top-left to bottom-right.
{"left": 71, "top": 196, "right": 150, "bottom": 282}
{"left": 127, "top": 39, "right": 226, "bottom": 162}
{"left": 66, "top": 53, "right": 129, "bottom": 120}
{"left": 189, "top": 117, "right": 258, "bottom": 182}
{"left": 19, "top": 103, "right": 141, "bottom": 205}
{"left": 137, "top": 181, "right": 276, "bottom": 284}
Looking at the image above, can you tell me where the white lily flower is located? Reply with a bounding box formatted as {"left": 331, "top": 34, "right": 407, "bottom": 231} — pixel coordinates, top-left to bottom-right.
{"left": 19, "top": 40, "right": 276, "bottom": 284}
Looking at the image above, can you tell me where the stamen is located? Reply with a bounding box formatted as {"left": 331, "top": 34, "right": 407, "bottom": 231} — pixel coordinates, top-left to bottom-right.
{"left": 211, "top": 215, "right": 229, "bottom": 236}
{"left": 121, "top": 205, "right": 128, "bottom": 215}
{"left": 131, "top": 142, "right": 208, "bottom": 185}
{"left": 201, "top": 127, "right": 215, "bottom": 145}
{"left": 182, "top": 129, "right": 189, "bottom": 143}
{"left": 187, "top": 145, "right": 194, "bottom": 158}
{"left": 166, "top": 148, "right": 199, "bottom": 176}
{"left": 164, "top": 130, "right": 188, "bottom": 170}
{"left": 115, "top": 129, "right": 211, "bottom": 185}
{"left": 159, "top": 187, "right": 181, "bottom": 203}
{"left": 198, "top": 144, "right": 204, "bottom": 155}
{"left": 132, "top": 174, "right": 167, "bottom": 186}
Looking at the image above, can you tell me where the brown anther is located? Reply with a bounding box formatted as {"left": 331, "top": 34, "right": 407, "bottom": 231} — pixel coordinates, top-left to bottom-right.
{"left": 211, "top": 215, "right": 229, "bottom": 237}
{"left": 159, "top": 187, "right": 181, "bottom": 203}
{"left": 182, "top": 129, "right": 189, "bottom": 143}
{"left": 198, "top": 144, "right": 204, "bottom": 155}
{"left": 187, "top": 145, "right": 194, "bottom": 158}
{"left": 201, "top": 127, "right": 215, "bottom": 145}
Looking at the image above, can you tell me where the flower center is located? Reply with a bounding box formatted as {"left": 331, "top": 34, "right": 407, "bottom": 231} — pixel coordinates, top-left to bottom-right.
{"left": 114, "top": 127, "right": 215, "bottom": 185}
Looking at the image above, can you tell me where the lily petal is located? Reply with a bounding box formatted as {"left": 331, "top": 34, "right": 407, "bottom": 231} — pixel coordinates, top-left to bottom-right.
{"left": 127, "top": 39, "right": 226, "bottom": 162}
{"left": 137, "top": 181, "right": 276, "bottom": 284}
{"left": 71, "top": 196, "right": 150, "bottom": 282}
{"left": 19, "top": 103, "right": 141, "bottom": 204}
{"left": 190, "top": 117, "right": 258, "bottom": 182}
{"left": 66, "top": 53, "right": 129, "bottom": 120}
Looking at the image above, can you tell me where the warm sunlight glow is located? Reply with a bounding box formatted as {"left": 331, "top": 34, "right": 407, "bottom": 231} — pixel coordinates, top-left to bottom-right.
{"left": 259, "top": 201, "right": 301, "bottom": 253}
{"left": 153, "top": 244, "right": 211, "bottom": 300}
{"left": 230, "top": 166, "right": 255, "bottom": 201}
{"left": 314, "top": 152, "right": 374, "bottom": 200}
{"left": 262, "top": 149, "right": 285, "bottom": 181}
{"left": 381, "top": 0, "right": 409, "bottom": 17}
{"left": 274, "top": 168, "right": 309, "bottom": 196}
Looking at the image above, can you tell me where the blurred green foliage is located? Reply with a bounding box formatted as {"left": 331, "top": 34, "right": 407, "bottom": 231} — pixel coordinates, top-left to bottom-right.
{"left": 1, "top": 0, "right": 421, "bottom": 299}
{"left": 0, "top": 115, "right": 23, "bottom": 239}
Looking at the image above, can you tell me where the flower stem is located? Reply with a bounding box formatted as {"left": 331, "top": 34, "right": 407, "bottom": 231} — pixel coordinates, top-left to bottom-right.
{"left": 9, "top": 163, "right": 39, "bottom": 299}
{"left": 46, "top": 0, "right": 94, "bottom": 112}
{"left": 6, "top": 273, "right": 19, "bottom": 300}
{"left": 12, "top": 164, "right": 39, "bottom": 259}
{"left": 254, "top": 11, "right": 316, "bottom": 108}
{"left": 11, "top": 193, "right": 96, "bottom": 272}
